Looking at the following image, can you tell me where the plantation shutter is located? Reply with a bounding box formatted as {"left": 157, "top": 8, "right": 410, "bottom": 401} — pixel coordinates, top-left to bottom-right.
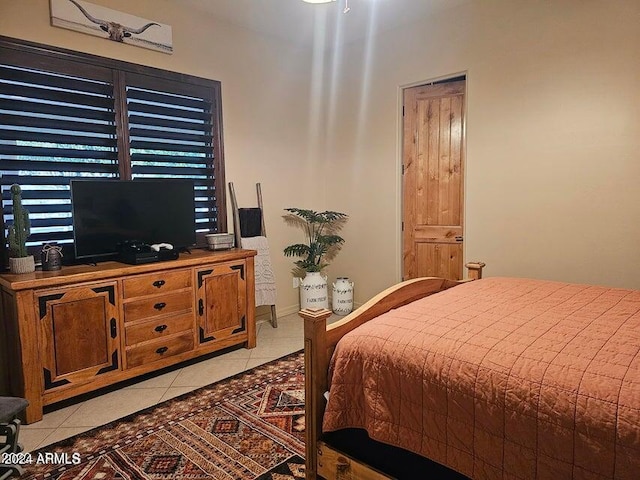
{"left": 126, "top": 73, "right": 223, "bottom": 234}
{"left": 0, "top": 37, "right": 226, "bottom": 264}
{"left": 0, "top": 50, "right": 118, "bottom": 248}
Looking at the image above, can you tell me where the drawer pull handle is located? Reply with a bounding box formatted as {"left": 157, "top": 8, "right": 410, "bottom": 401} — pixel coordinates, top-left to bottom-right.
{"left": 154, "top": 302, "right": 167, "bottom": 311}
{"left": 156, "top": 346, "right": 168, "bottom": 355}
{"left": 152, "top": 280, "right": 166, "bottom": 288}
{"left": 154, "top": 324, "right": 168, "bottom": 333}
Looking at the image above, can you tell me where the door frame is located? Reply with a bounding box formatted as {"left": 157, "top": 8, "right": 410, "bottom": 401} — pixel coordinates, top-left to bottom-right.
{"left": 396, "top": 71, "right": 469, "bottom": 282}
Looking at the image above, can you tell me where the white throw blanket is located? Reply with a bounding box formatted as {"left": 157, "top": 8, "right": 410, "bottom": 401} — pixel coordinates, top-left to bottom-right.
{"left": 240, "top": 236, "right": 277, "bottom": 307}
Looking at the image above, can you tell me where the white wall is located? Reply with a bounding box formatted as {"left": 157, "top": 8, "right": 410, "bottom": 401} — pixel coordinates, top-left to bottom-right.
{"left": 1, "top": 0, "right": 638, "bottom": 314}
{"left": 323, "top": 0, "right": 640, "bottom": 300}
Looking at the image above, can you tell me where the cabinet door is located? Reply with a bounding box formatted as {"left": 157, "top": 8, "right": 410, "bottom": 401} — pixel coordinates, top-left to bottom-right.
{"left": 37, "top": 282, "right": 121, "bottom": 391}
{"left": 196, "top": 260, "right": 247, "bottom": 345}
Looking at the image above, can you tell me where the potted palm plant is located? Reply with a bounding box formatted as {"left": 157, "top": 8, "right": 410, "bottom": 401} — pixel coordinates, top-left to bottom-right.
{"left": 7, "top": 184, "right": 35, "bottom": 274}
{"left": 283, "top": 208, "right": 348, "bottom": 309}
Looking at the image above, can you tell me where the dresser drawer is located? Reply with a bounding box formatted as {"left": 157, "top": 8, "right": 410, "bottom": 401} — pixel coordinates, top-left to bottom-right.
{"left": 122, "top": 269, "right": 191, "bottom": 298}
{"left": 126, "top": 332, "right": 194, "bottom": 368}
{"left": 124, "top": 290, "right": 192, "bottom": 323}
{"left": 125, "top": 312, "right": 194, "bottom": 346}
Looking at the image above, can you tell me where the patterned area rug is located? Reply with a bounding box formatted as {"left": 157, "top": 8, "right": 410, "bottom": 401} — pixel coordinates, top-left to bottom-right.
{"left": 23, "top": 351, "right": 305, "bottom": 480}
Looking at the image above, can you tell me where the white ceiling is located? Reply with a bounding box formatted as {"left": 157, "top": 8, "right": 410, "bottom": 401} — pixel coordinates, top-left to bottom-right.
{"left": 179, "top": 0, "right": 472, "bottom": 48}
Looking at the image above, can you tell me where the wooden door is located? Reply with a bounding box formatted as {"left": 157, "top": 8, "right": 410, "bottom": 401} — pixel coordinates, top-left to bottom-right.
{"left": 37, "top": 282, "right": 121, "bottom": 391}
{"left": 195, "top": 260, "right": 247, "bottom": 345}
{"left": 402, "top": 80, "right": 465, "bottom": 280}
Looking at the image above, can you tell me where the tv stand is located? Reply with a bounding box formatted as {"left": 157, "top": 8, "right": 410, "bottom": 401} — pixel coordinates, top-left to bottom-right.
{"left": 0, "top": 249, "right": 256, "bottom": 423}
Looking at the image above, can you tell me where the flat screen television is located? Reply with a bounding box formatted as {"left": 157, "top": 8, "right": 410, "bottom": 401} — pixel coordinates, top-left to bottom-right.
{"left": 71, "top": 179, "right": 196, "bottom": 260}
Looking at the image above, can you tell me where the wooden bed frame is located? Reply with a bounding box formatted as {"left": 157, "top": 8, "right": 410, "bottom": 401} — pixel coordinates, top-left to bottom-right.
{"left": 299, "top": 262, "right": 485, "bottom": 480}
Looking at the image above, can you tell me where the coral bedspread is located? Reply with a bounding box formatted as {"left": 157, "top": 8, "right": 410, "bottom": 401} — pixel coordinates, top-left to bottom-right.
{"left": 324, "top": 278, "right": 640, "bottom": 480}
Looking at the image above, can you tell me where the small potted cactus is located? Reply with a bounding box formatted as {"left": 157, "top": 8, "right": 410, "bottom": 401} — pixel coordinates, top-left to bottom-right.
{"left": 7, "top": 184, "right": 35, "bottom": 274}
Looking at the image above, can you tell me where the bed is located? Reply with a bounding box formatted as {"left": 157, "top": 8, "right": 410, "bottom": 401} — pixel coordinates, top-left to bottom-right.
{"left": 300, "top": 263, "right": 640, "bottom": 480}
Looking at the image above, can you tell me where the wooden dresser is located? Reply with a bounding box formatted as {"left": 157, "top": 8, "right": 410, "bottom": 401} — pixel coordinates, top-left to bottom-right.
{"left": 0, "top": 248, "right": 256, "bottom": 423}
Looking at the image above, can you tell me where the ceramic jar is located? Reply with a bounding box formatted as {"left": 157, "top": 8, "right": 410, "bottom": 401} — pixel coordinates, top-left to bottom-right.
{"left": 299, "top": 271, "right": 329, "bottom": 309}
{"left": 332, "top": 277, "right": 354, "bottom": 315}
{"left": 41, "top": 243, "right": 63, "bottom": 271}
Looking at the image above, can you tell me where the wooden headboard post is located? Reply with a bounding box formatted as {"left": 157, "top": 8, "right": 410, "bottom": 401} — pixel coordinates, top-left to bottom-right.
{"left": 300, "top": 307, "right": 333, "bottom": 480}
{"left": 465, "top": 261, "right": 486, "bottom": 280}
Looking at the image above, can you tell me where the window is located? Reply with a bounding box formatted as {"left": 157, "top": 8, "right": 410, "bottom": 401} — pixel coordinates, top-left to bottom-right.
{"left": 0, "top": 36, "right": 225, "bottom": 261}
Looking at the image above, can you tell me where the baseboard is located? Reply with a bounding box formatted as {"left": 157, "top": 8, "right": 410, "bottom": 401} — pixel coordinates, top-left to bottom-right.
{"left": 254, "top": 304, "right": 299, "bottom": 323}
{"left": 255, "top": 302, "right": 363, "bottom": 323}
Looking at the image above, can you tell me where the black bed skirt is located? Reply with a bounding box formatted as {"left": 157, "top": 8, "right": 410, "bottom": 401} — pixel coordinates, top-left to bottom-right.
{"left": 322, "top": 428, "right": 471, "bottom": 480}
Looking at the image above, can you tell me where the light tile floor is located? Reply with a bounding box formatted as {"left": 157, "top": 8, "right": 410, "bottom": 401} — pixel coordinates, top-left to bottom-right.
{"left": 19, "top": 312, "right": 332, "bottom": 452}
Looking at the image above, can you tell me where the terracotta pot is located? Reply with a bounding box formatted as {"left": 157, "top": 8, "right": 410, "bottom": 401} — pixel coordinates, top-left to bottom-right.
{"left": 9, "top": 255, "right": 35, "bottom": 274}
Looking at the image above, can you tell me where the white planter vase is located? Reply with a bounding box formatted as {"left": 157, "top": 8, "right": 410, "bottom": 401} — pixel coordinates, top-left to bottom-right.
{"left": 9, "top": 255, "right": 35, "bottom": 274}
{"left": 299, "top": 271, "right": 328, "bottom": 310}
{"left": 332, "top": 277, "right": 354, "bottom": 315}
